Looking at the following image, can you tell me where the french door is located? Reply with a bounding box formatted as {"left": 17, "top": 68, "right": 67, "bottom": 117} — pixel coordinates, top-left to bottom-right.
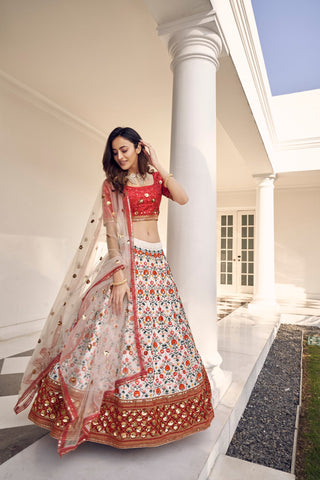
{"left": 217, "top": 210, "right": 255, "bottom": 294}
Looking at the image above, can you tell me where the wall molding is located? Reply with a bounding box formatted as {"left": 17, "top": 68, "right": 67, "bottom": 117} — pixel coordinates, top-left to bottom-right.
{"left": 0, "top": 317, "right": 45, "bottom": 342}
{"left": 276, "top": 137, "right": 320, "bottom": 151}
{"left": 274, "top": 184, "right": 320, "bottom": 192}
{"left": 217, "top": 186, "right": 256, "bottom": 193}
{"left": 218, "top": 184, "right": 320, "bottom": 193}
{"left": 217, "top": 206, "right": 255, "bottom": 211}
{"left": 0, "top": 69, "right": 106, "bottom": 143}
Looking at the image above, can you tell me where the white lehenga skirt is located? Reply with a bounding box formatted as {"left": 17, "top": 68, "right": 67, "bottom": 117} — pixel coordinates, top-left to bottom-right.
{"left": 29, "top": 239, "right": 214, "bottom": 448}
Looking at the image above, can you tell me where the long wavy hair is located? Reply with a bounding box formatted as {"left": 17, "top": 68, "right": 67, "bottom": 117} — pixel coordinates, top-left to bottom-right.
{"left": 102, "top": 127, "right": 152, "bottom": 193}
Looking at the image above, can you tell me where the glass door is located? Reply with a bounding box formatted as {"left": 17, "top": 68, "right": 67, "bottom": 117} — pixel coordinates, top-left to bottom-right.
{"left": 217, "top": 210, "right": 255, "bottom": 294}
{"left": 238, "top": 211, "right": 255, "bottom": 293}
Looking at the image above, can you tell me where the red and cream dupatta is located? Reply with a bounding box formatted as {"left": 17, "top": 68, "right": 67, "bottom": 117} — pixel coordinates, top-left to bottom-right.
{"left": 14, "top": 180, "right": 146, "bottom": 455}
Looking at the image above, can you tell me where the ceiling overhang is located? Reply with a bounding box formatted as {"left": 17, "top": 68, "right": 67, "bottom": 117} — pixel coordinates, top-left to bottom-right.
{"left": 211, "top": 0, "right": 320, "bottom": 174}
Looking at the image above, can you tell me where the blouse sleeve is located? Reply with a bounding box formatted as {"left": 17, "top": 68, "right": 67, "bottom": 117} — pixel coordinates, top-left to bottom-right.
{"left": 154, "top": 172, "right": 172, "bottom": 199}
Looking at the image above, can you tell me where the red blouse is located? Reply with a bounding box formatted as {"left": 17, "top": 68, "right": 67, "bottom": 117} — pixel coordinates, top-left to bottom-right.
{"left": 125, "top": 171, "right": 171, "bottom": 221}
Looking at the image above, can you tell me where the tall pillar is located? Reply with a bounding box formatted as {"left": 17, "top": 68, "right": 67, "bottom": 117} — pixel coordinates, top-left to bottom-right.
{"left": 165, "top": 26, "right": 231, "bottom": 405}
{"left": 251, "top": 174, "right": 277, "bottom": 309}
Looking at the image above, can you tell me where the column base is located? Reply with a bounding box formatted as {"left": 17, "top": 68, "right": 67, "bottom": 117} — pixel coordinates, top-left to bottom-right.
{"left": 205, "top": 365, "right": 232, "bottom": 408}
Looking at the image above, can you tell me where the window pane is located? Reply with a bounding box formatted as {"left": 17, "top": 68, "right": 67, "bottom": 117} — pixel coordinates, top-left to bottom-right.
{"left": 221, "top": 239, "right": 226, "bottom": 248}
{"left": 227, "top": 250, "right": 232, "bottom": 260}
{"left": 221, "top": 262, "right": 226, "bottom": 272}
{"left": 248, "top": 275, "right": 254, "bottom": 286}
{"left": 221, "top": 215, "right": 226, "bottom": 226}
{"left": 248, "top": 262, "right": 254, "bottom": 274}
{"left": 241, "top": 263, "right": 247, "bottom": 273}
{"left": 221, "top": 250, "right": 226, "bottom": 260}
{"left": 242, "top": 239, "right": 247, "bottom": 249}
{"left": 248, "top": 227, "right": 254, "bottom": 238}
{"left": 228, "top": 239, "right": 233, "bottom": 249}
{"left": 241, "top": 275, "right": 247, "bottom": 286}
{"left": 228, "top": 227, "right": 233, "bottom": 237}
{"left": 220, "top": 274, "right": 226, "bottom": 284}
{"left": 242, "top": 227, "right": 247, "bottom": 237}
{"left": 248, "top": 251, "right": 254, "bottom": 261}
{"left": 249, "top": 215, "right": 254, "bottom": 225}
{"left": 221, "top": 227, "right": 226, "bottom": 237}
{"left": 227, "top": 262, "right": 232, "bottom": 273}
{"left": 248, "top": 239, "right": 254, "bottom": 250}
{"left": 242, "top": 216, "right": 247, "bottom": 226}
{"left": 228, "top": 215, "right": 233, "bottom": 225}
{"left": 242, "top": 251, "right": 247, "bottom": 261}
{"left": 227, "top": 274, "right": 232, "bottom": 285}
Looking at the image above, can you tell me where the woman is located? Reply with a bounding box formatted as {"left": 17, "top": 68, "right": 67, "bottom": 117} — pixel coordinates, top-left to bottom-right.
{"left": 15, "top": 127, "right": 214, "bottom": 455}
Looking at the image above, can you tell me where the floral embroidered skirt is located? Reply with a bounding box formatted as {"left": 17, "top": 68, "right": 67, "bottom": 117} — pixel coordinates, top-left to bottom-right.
{"left": 29, "top": 239, "right": 214, "bottom": 448}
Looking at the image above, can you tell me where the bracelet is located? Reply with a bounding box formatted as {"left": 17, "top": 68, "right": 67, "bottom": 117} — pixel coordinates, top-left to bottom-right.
{"left": 164, "top": 173, "right": 173, "bottom": 188}
{"left": 112, "top": 278, "right": 127, "bottom": 287}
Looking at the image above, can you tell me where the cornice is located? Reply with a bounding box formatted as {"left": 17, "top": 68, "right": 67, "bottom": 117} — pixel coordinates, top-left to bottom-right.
{"left": 229, "top": 0, "right": 278, "bottom": 145}
{"left": 0, "top": 69, "right": 105, "bottom": 143}
{"left": 276, "top": 137, "right": 320, "bottom": 151}
{"left": 228, "top": 0, "right": 320, "bottom": 155}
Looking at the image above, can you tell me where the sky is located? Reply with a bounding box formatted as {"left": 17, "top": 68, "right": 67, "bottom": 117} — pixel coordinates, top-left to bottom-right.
{"left": 251, "top": 0, "right": 320, "bottom": 96}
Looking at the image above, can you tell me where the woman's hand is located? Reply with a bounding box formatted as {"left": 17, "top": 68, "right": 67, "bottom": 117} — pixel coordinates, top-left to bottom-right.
{"left": 109, "top": 282, "right": 131, "bottom": 316}
{"left": 140, "top": 139, "right": 189, "bottom": 206}
{"left": 139, "top": 140, "right": 160, "bottom": 170}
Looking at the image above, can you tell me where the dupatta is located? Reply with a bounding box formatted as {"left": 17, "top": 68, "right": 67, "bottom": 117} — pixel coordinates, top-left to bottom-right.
{"left": 14, "top": 180, "right": 146, "bottom": 455}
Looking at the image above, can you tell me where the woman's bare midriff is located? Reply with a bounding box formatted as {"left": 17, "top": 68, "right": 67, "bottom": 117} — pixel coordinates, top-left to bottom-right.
{"left": 132, "top": 220, "right": 160, "bottom": 243}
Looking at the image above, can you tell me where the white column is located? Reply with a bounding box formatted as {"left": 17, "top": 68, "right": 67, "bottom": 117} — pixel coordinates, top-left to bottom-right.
{"left": 166, "top": 27, "right": 231, "bottom": 405}
{"left": 251, "top": 174, "right": 277, "bottom": 309}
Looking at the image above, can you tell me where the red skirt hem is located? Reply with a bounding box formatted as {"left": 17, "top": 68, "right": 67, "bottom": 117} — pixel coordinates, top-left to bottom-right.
{"left": 28, "top": 368, "right": 214, "bottom": 449}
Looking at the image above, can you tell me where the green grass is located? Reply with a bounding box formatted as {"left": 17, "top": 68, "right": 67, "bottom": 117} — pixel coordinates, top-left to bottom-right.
{"left": 303, "top": 343, "right": 320, "bottom": 480}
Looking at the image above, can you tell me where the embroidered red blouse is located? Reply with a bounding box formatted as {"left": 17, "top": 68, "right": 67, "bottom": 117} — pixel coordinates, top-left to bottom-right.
{"left": 125, "top": 171, "right": 171, "bottom": 221}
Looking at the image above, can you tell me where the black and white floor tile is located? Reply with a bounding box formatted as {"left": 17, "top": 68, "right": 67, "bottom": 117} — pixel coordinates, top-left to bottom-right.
{"left": 0, "top": 349, "right": 48, "bottom": 465}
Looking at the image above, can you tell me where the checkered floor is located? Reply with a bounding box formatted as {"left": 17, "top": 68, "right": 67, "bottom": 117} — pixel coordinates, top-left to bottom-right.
{"left": 217, "top": 294, "right": 252, "bottom": 321}
{"left": 0, "top": 349, "right": 48, "bottom": 464}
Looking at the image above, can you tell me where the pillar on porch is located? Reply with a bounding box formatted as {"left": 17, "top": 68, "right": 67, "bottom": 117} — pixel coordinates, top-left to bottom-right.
{"left": 251, "top": 174, "right": 277, "bottom": 309}
{"left": 163, "top": 25, "right": 231, "bottom": 405}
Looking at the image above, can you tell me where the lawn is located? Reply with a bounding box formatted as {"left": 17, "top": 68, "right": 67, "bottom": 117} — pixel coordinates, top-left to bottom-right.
{"left": 295, "top": 333, "right": 320, "bottom": 480}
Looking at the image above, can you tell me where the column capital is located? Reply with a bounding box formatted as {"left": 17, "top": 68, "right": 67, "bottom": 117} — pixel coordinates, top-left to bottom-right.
{"left": 253, "top": 173, "right": 276, "bottom": 188}
{"left": 168, "top": 27, "right": 222, "bottom": 70}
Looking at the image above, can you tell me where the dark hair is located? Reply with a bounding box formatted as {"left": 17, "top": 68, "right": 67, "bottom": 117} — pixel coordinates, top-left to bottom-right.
{"left": 102, "top": 127, "right": 151, "bottom": 193}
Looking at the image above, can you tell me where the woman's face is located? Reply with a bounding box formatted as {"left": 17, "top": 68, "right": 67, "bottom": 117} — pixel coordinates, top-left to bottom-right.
{"left": 112, "top": 136, "right": 140, "bottom": 172}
